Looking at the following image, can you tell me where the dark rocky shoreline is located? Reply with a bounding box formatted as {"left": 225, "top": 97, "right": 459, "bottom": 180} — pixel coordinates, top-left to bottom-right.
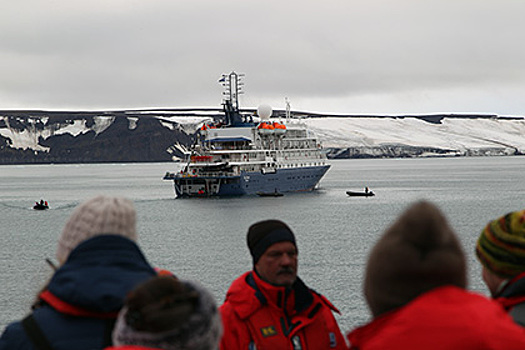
{"left": 1, "top": 109, "right": 523, "bottom": 165}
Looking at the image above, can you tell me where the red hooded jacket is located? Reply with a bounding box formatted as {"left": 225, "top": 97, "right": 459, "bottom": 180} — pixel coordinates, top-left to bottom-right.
{"left": 347, "top": 286, "right": 525, "bottom": 350}
{"left": 220, "top": 271, "right": 347, "bottom": 350}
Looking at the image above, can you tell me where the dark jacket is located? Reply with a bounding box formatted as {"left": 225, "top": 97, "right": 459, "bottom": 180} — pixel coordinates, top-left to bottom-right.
{"left": 0, "top": 235, "right": 156, "bottom": 350}
{"left": 219, "top": 271, "right": 347, "bottom": 350}
{"left": 347, "top": 286, "right": 525, "bottom": 350}
{"left": 495, "top": 272, "right": 525, "bottom": 326}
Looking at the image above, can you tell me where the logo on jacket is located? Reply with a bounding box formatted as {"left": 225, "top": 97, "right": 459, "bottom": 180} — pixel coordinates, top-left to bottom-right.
{"left": 260, "top": 325, "right": 277, "bottom": 337}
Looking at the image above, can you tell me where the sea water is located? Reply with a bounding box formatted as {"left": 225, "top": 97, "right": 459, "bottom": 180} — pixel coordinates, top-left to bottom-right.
{"left": 1, "top": 157, "right": 524, "bottom": 332}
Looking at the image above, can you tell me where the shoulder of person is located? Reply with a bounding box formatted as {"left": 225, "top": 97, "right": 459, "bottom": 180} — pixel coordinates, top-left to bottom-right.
{"left": 310, "top": 289, "right": 341, "bottom": 314}
{"left": 0, "top": 320, "right": 33, "bottom": 349}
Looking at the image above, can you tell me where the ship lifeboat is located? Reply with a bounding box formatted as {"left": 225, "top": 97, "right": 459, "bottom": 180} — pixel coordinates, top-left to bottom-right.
{"left": 199, "top": 123, "right": 216, "bottom": 134}
{"left": 272, "top": 122, "right": 287, "bottom": 135}
{"left": 191, "top": 155, "right": 213, "bottom": 162}
{"left": 257, "top": 122, "right": 275, "bottom": 135}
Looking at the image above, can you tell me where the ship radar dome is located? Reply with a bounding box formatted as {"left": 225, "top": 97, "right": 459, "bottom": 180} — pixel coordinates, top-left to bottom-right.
{"left": 257, "top": 104, "right": 272, "bottom": 121}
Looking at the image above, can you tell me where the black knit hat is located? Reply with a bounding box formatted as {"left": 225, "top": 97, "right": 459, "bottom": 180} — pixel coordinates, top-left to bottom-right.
{"left": 364, "top": 201, "right": 466, "bottom": 318}
{"left": 247, "top": 220, "right": 297, "bottom": 264}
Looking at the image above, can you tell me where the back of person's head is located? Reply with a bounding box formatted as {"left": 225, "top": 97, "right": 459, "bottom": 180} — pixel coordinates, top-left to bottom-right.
{"left": 476, "top": 209, "right": 525, "bottom": 278}
{"left": 364, "top": 201, "right": 466, "bottom": 317}
{"left": 56, "top": 195, "right": 137, "bottom": 263}
{"left": 112, "top": 276, "right": 222, "bottom": 350}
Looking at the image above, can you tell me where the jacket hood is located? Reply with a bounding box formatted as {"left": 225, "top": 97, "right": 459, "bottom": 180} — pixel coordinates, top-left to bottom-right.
{"left": 47, "top": 235, "right": 156, "bottom": 313}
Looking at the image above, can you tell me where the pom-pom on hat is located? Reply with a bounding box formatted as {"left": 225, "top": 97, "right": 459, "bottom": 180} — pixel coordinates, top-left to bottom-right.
{"left": 247, "top": 219, "right": 297, "bottom": 265}
{"left": 56, "top": 195, "right": 137, "bottom": 263}
{"left": 476, "top": 209, "right": 525, "bottom": 278}
{"left": 364, "top": 201, "right": 466, "bottom": 318}
{"left": 112, "top": 276, "right": 222, "bottom": 350}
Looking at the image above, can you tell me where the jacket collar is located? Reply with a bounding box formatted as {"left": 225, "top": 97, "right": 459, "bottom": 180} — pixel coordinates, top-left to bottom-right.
{"left": 497, "top": 271, "right": 525, "bottom": 298}
{"left": 246, "top": 271, "right": 314, "bottom": 315}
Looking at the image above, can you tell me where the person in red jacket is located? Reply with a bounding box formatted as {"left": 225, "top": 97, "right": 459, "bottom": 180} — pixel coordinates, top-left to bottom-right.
{"left": 347, "top": 201, "right": 525, "bottom": 350}
{"left": 220, "top": 219, "right": 347, "bottom": 350}
{"left": 107, "top": 275, "right": 222, "bottom": 350}
{"left": 476, "top": 208, "right": 525, "bottom": 326}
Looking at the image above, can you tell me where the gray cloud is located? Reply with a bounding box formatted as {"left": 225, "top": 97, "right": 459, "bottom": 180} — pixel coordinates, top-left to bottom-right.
{"left": 1, "top": 0, "right": 524, "bottom": 114}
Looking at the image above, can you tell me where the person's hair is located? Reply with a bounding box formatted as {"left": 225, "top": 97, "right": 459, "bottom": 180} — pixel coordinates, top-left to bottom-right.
{"left": 124, "top": 276, "right": 198, "bottom": 332}
{"left": 112, "top": 276, "right": 222, "bottom": 350}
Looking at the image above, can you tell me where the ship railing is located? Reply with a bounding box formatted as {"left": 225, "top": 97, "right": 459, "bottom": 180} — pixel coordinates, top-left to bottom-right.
{"left": 176, "top": 169, "right": 240, "bottom": 178}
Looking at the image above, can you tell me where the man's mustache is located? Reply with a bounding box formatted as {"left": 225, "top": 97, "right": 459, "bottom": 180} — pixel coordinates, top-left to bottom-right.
{"left": 277, "top": 267, "right": 295, "bottom": 275}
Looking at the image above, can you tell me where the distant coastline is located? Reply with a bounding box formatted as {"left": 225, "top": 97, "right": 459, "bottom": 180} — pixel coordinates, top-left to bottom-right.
{"left": 1, "top": 109, "right": 524, "bottom": 165}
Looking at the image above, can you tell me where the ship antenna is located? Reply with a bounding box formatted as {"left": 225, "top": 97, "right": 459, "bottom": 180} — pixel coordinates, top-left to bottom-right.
{"left": 285, "top": 97, "right": 291, "bottom": 122}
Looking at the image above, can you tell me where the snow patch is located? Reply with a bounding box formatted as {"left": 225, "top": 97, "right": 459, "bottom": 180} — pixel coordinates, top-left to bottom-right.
{"left": 127, "top": 117, "right": 138, "bottom": 130}
{"left": 92, "top": 116, "right": 114, "bottom": 134}
{"left": 159, "top": 116, "right": 211, "bottom": 135}
{"left": 52, "top": 120, "right": 89, "bottom": 137}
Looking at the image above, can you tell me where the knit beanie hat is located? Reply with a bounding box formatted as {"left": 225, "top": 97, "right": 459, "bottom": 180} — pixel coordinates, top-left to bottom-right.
{"left": 247, "top": 219, "right": 297, "bottom": 264}
{"left": 112, "top": 276, "right": 222, "bottom": 350}
{"left": 476, "top": 209, "right": 525, "bottom": 278}
{"left": 56, "top": 195, "right": 137, "bottom": 263}
{"left": 364, "top": 201, "right": 466, "bottom": 318}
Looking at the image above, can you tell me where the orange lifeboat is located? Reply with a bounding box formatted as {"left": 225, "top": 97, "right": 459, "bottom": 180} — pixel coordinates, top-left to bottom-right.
{"left": 257, "top": 122, "right": 275, "bottom": 135}
{"left": 199, "top": 123, "right": 216, "bottom": 133}
{"left": 272, "top": 122, "right": 287, "bottom": 135}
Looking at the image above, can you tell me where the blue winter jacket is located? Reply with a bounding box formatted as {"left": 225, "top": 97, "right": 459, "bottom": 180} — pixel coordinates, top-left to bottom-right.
{"left": 0, "top": 235, "right": 157, "bottom": 350}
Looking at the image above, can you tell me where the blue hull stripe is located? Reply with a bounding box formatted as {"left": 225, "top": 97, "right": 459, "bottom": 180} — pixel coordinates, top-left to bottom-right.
{"left": 174, "top": 165, "right": 330, "bottom": 197}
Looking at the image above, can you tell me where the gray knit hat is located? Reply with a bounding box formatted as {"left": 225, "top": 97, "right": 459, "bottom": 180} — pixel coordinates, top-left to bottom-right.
{"left": 112, "top": 277, "right": 222, "bottom": 350}
{"left": 56, "top": 195, "right": 137, "bottom": 263}
{"left": 364, "top": 201, "right": 466, "bottom": 318}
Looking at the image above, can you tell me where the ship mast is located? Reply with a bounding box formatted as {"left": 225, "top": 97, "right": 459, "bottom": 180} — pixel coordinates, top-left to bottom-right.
{"left": 219, "top": 71, "right": 244, "bottom": 125}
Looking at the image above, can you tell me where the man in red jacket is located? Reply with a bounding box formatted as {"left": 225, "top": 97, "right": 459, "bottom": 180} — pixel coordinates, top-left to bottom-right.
{"left": 220, "top": 219, "right": 347, "bottom": 350}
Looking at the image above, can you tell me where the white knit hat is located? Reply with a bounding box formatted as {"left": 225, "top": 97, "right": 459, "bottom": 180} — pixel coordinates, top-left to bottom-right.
{"left": 56, "top": 195, "right": 137, "bottom": 263}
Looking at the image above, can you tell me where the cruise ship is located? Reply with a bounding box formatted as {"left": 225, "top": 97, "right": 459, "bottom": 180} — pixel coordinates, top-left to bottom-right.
{"left": 163, "top": 72, "right": 330, "bottom": 197}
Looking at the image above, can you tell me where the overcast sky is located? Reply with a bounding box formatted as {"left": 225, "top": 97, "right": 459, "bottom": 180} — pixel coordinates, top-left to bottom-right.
{"left": 1, "top": 0, "right": 524, "bottom": 115}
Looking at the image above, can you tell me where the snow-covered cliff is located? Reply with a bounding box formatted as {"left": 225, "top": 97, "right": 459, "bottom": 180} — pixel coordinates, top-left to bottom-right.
{"left": 304, "top": 115, "right": 525, "bottom": 158}
{"left": 0, "top": 109, "right": 523, "bottom": 164}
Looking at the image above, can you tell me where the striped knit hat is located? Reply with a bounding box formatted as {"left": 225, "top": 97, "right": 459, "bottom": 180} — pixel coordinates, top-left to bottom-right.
{"left": 476, "top": 209, "right": 525, "bottom": 278}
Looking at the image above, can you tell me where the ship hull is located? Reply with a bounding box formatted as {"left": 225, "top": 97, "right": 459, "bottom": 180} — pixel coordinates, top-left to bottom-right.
{"left": 172, "top": 164, "right": 330, "bottom": 198}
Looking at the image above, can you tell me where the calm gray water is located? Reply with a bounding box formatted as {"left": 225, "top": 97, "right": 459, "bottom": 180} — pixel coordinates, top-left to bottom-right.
{"left": 1, "top": 157, "right": 524, "bottom": 333}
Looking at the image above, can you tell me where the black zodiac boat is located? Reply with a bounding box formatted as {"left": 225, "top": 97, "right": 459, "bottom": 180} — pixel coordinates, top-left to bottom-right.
{"left": 33, "top": 200, "right": 49, "bottom": 210}
{"left": 346, "top": 190, "right": 375, "bottom": 197}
